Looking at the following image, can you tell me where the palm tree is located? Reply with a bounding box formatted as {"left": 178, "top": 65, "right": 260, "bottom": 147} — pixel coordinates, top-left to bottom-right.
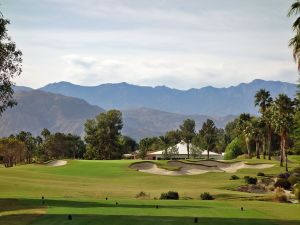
{"left": 271, "top": 94, "right": 295, "bottom": 171}
{"left": 250, "top": 118, "right": 264, "bottom": 159}
{"left": 288, "top": 1, "right": 300, "bottom": 70}
{"left": 254, "top": 89, "right": 273, "bottom": 159}
{"left": 237, "top": 113, "right": 252, "bottom": 158}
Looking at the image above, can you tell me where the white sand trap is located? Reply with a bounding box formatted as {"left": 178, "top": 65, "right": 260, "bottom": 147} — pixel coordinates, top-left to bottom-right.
{"left": 46, "top": 160, "right": 67, "bottom": 167}
{"left": 130, "top": 162, "right": 185, "bottom": 176}
{"left": 130, "top": 161, "right": 274, "bottom": 176}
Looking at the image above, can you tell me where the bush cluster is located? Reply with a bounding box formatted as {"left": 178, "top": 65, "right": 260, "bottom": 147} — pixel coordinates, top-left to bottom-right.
{"left": 200, "top": 192, "right": 214, "bottom": 200}
{"left": 278, "top": 173, "right": 290, "bottom": 179}
{"left": 230, "top": 175, "right": 240, "bottom": 180}
{"left": 274, "top": 178, "right": 291, "bottom": 190}
{"left": 160, "top": 191, "right": 179, "bottom": 200}
{"left": 257, "top": 172, "right": 265, "bottom": 177}
{"left": 244, "top": 176, "right": 257, "bottom": 185}
{"left": 223, "top": 138, "right": 243, "bottom": 160}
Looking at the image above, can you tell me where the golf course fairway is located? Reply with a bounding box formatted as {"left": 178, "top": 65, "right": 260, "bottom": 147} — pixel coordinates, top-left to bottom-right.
{"left": 0, "top": 157, "right": 299, "bottom": 225}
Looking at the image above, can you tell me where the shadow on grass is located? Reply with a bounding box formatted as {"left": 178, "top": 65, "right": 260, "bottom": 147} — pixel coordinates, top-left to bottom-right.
{"left": 1, "top": 214, "right": 299, "bottom": 225}
{"left": 0, "top": 198, "right": 210, "bottom": 212}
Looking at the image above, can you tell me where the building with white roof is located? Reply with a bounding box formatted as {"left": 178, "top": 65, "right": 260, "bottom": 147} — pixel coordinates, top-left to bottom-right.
{"left": 147, "top": 141, "right": 223, "bottom": 160}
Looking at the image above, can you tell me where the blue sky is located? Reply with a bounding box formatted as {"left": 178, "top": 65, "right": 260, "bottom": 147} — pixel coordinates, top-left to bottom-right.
{"left": 1, "top": 0, "right": 298, "bottom": 89}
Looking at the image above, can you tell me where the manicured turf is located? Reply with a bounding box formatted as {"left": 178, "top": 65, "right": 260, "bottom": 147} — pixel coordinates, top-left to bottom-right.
{"left": 0, "top": 157, "right": 299, "bottom": 225}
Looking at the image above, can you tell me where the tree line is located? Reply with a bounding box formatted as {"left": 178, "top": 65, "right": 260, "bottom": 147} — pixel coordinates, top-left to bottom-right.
{"left": 0, "top": 110, "right": 138, "bottom": 167}
{"left": 1, "top": 87, "right": 299, "bottom": 168}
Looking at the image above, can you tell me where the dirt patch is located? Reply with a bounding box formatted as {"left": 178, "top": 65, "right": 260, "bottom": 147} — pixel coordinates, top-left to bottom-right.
{"left": 237, "top": 184, "right": 268, "bottom": 194}
{"left": 46, "top": 160, "right": 67, "bottom": 167}
{"left": 130, "top": 160, "right": 274, "bottom": 176}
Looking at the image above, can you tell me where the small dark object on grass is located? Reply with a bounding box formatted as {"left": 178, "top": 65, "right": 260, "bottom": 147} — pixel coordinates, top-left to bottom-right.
{"left": 230, "top": 175, "right": 240, "bottom": 180}
{"left": 194, "top": 217, "right": 198, "bottom": 223}
{"left": 106, "top": 197, "right": 108, "bottom": 200}
{"left": 41, "top": 196, "right": 44, "bottom": 200}
{"left": 200, "top": 192, "right": 214, "bottom": 200}
{"left": 241, "top": 207, "right": 244, "bottom": 211}
{"left": 156, "top": 205, "right": 159, "bottom": 209}
{"left": 116, "top": 202, "right": 118, "bottom": 205}
{"left": 244, "top": 176, "right": 257, "bottom": 185}
{"left": 68, "top": 215, "right": 72, "bottom": 220}
{"left": 160, "top": 191, "right": 179, "bottom": 200}
{"left": 257, "top": 172, "right": 265, "bottom": 176}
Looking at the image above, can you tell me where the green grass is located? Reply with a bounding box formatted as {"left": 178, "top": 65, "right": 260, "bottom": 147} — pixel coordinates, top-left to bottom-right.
{"left": 0, "top": 157, "right": 299, "bottom": 225}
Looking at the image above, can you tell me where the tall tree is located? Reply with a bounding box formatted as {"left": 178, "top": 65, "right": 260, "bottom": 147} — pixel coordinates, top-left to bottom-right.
{"left": 288, "top": 1, "right": 300, "bottom": 70}
{"left": 237, "top": 113, "right": 253, "bottom": 158}
{"left": 271, "top": 94, "right": 295, "bottom": 171}
{"left": 0, "top": 12, "right": 22, "bottom": 115}
{"left": 16, "top": 131, "right": 36, "bottom": 163}
{"left": 250, "top": 118, "right": 264, "bottom": 159}
{"left": 121, "top": 136, "right": 137, "bottom": 154}
{"left": 0, "top": 137, "right": 25, "bottom": 167}
{"left": 165, "top": 130, "right": 181, "bottom": 146}
{"left": 254, "top": 89, "right": 273, "bottom": 159}
{"left": 84, "top": 110, "right": 123, "bottom": 159}
{"left": 288, "top": 1, "right": 300, "bottom": 155}
{"left": 199, "top": 119, "right": 218, "bottom": 159}
{"left": 179, "top": 119, "right": 196, "bottom": 159}
{"left": 138, "top": 137, "right": 153, "bottom": 159}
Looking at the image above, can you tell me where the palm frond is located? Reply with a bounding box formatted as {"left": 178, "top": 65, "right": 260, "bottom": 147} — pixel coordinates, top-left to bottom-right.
{"left": 288, "top": 1, "right": 300, "bottom": 17}
{"left": 293, "top": 16, "right": 300, "bottom": 30}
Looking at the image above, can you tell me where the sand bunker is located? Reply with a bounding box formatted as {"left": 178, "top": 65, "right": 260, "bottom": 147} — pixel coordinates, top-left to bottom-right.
{"left": 46, "top": 160, "right": 67, "bottom": 167}
{"left": 130, "top": 161, "right": 274, "bottom": 176}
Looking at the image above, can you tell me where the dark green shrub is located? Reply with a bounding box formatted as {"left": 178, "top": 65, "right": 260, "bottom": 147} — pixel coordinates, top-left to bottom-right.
{"left": 257, "top": 172, "right": 265, "bottom": 177}
{"left": 200, "top": 192, "right": 214, "bottom": 200}
{"left": 244, "top": 176, "right": 257, "bottom": 185}
{"left": 244, "top": 176, "right": 250, "bottom": 180}
{"left": 274, "top": 178, "right": 291, "bottom": 190}
{"left": 278, "top": 173, "right": 290, "bottom": 179}
{"left": 224, "top": 138, "right": 243, "bottom": 160}
{"left": 160, "top": 191, "right": 179, "bottom": 200}
{"left": 230, "top": 175, "right": 240, "bottom": 180}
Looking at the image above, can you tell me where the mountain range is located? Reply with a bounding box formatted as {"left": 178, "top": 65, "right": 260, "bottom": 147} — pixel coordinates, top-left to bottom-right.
{"left": 0, "top": 90, "right": 235, "bottom": 140}
{"left": 0, "top": 79, "right": 297, "bottom": 140}
{"left": 39, "top": 79, "right": 297, "bottom": 116}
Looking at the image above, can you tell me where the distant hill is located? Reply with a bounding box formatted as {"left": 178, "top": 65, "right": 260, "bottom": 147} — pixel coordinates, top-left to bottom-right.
{"left": 0, "top": 91, "right": 235, "bottom": 140}
{"left": 122, "top": 107, "right": 235, "bottom": 140}
{"left": 0, "top": 90, "right": 104, "bottom": 137}
{"left": 39, "top": 79, "right": 297, "bottom": 116}
{"left": 13, "top": 86, "right": 33, "bottom": 92}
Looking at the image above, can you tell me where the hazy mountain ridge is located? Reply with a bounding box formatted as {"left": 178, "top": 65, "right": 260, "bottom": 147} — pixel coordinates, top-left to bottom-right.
{"left": 0, "top": 90, "right": 105, "bottom": 137}
{"left": 122, "top": 107, "right": 235, "bottom": 140}
{"left": 39, "top": 79, "right": 297, "bottom": 115}
{"left": 0, "top": 91, "right": 235, "bottom": 140}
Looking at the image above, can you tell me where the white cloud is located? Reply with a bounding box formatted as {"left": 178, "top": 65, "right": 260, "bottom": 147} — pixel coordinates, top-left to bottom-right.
{"left": 3, "top": 0, "right": 299, "bottom": 89}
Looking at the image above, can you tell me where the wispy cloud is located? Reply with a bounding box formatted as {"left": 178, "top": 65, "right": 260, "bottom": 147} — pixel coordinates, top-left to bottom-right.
{"left": 2, "top": 0, "right": 298, "bottom": 89}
